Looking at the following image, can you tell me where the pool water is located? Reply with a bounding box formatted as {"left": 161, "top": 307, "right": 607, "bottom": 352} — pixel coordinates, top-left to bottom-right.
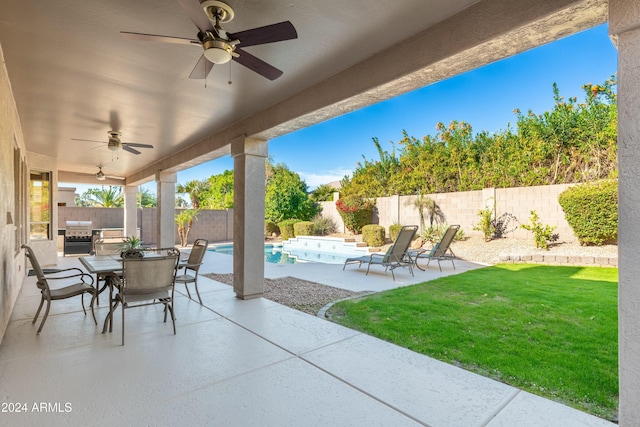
{"left": 209, "top": 244, "right": 296, "bottom": 264}
{"left": 208, "top": 244, "right": 360, "bottom": 265}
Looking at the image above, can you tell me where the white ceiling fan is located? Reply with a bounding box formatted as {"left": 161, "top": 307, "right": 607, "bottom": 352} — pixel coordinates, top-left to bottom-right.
{"left": 95, "top": 166, "right": 124, "bottom": 181}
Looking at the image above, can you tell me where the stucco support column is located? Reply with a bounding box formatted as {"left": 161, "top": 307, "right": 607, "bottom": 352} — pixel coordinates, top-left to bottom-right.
{"left": 610, "top": 1, "right": 640, "bottom": 425}
{"left": 123, "top": 185, "right": 138, "bottom": 238}
{"left": 231, "top": 137, "right": 267, "bottom": 299}
{"left": 156, "top": 171, "right": 176, "bottom": 249}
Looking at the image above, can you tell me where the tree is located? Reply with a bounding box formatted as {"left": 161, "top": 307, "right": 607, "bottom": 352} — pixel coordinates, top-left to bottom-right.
{"left": 137, "top": 187, "right": 157, "bottom": 207}
{"left": 77, "top": 186, "right": 124, "bottom": 207}
{"left": 265, "top": 162, "right": 318, "bottom": 223}
{"left": 203, "top": 170, "right": 234, "bottom": 209}
{"left": 175, "top": 209, "right": 200, "bottom": 247}
{"left": 407, "top": 193, "right": 445, "bottom": 231}
{"left": 176, "top": 179, "right": 210, "bottom": 208}
{"left": 340, "top": 77, "right": 617, "bottom": 197}
{"left": 309, "top": 183, "right": 337, "bottom": 202}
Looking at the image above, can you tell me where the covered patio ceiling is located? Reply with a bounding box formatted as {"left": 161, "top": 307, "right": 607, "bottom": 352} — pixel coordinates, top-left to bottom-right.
{"left": 0, "top": 0, "right": 607, "bottom": 186}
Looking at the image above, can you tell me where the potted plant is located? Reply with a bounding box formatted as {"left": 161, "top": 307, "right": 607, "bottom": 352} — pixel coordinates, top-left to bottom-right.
{"left": 120, "top": 235, "right": 144, "bottom": 257}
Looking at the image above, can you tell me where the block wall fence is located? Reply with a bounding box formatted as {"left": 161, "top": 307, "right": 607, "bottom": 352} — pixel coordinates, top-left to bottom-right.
{"left": 320, "top": 184, "right": 580, "bottom": 243}
{"left": 59, "top": 183, "right": 590, "bottom": 245}
{"left": 58, "top": 207, "right": 234, "bottom": 246}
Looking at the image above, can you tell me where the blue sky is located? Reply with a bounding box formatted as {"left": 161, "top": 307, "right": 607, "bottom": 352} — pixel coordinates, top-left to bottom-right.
{"left": 68, "top": 23, "right": 618, "bottom": 194}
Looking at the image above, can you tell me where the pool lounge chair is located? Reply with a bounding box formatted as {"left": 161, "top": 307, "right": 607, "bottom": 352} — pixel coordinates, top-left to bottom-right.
{"left": 411, "top": 224, "right": 460, "bottom": 271}
{"left": 343, "top": 225, "right": 418, "bottom": 280}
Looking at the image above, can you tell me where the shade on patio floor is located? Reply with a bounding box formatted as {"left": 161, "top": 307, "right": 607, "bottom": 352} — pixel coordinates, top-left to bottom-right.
{"left": 0, "top": 251, "right": 614, "bottom": 426}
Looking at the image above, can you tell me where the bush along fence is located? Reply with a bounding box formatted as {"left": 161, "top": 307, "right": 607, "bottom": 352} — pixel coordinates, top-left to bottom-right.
{"left": 320, "top": 182, "right": 618, "bottom": 246}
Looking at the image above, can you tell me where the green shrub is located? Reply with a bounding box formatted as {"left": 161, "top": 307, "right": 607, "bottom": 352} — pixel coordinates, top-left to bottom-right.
{"left": 474, "top": 207, "right": 495, "bottom": 242}
{"left": 389, "top": 224, "right": 403, "bottom": 242}
{"left": 278, "top": 219, "right": 300, "bottom": 240}
{"left": 335, "top": 195, "right": 375, "bottom": 234}
{"left": 293, "top": 221, "right": 314, "bottom": 236}
{"left": 520, "top": 210, "right": 559, "bottom": 250}
{"left": 265, "top": 220, "right": 280, "bottom": 236}
{"left": 311, "top": 214, "right": 337, "bottom": 236}
{"left": 558, "top": 179, "right": 618, "bottom": 245}
{"left": 473, "top": 203, "right": 518, "bottom": 242}
{"left": 420, "top": 224, "right": 466, "bottom": 244}
{"left": 362, "top": 224, "right": 385, "bottom": 247}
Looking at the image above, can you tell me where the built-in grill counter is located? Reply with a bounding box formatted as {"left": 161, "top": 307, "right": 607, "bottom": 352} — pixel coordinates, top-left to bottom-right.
{"left": 61, "top": 221, "right": 96, "bottom": 256}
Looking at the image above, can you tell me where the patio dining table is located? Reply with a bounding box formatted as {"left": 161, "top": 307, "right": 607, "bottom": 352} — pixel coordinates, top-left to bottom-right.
{"left": 79, "top": 255, "right": 123, "bottom": 332}
{"left": 79, "top": 253, "right": 172, "bottom": 334}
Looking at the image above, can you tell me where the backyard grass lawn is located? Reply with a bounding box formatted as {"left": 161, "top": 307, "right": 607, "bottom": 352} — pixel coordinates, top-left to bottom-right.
{"left": 328, "top": 264, "right": 618, "bottom": 421}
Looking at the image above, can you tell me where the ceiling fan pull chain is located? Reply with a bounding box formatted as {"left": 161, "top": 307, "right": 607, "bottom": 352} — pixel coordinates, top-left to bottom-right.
{"left": 228, "top": 61, "right": 232, "bottom": 85}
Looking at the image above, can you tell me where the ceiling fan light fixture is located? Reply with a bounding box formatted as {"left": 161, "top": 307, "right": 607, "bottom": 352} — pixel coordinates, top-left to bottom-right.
{"left": 203, "top": 39, "right": 233, "bottom": 64}
{"left": 107, "top": 142, "right": 120, "bottom": 151}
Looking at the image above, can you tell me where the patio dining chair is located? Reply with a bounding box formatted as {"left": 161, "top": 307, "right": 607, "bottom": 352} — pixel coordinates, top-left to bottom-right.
{"left": 174, "top": 239, "right": 209, "bottom": 304}
{"left": 22, "top": 244, "right": 97, "bottom": 334}
{"left": 92, "top": 237, "right": 129, "bottom": 304}
{"left": 343, "top": 225, "right": 418, "bottom": 281}
{"left": 410, "top": 224, "right": 460, "bottom": 271}
{"left": 102, "top": 247, "right": 180, "bottom": 345}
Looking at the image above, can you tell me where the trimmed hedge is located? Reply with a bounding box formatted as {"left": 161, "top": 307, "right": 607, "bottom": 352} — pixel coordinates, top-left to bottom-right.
{"left": 293, "top": 221, "right": 314, "bottom": 236}
{"left": 558, "top": 179, "right": 617, "bottom": 245}
{"left": 389, "top": 224, "right": 403, "bottom": 242}
{"left": 278, "top": 219, "right": 300, "bottom": 240}
{"left": 265, "top": 221, "right": 280, "bottom": 236}
{"left": 362, "top": 224, "right": 385, "bottom": 247}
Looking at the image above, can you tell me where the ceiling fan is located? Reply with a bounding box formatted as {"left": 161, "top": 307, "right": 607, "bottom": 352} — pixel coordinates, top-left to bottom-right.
{"left": 94, "top": 166, "right": 124, "bottom": 181}
{"left": 72, "top": 131, "right": 153, "bottom": 155}
{"left": 120, "top": 0, "right": 297, "bottom": 80}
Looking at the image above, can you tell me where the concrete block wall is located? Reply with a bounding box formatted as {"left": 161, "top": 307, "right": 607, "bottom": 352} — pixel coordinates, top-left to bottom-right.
{"left": 58, "top": 207, "right": 233, "bottom": 247}
{"left": 322, "top": 184, "right": 583, "bottom": 243}
{"left": 58, "top": 207, "right": 127, "bottom": 229}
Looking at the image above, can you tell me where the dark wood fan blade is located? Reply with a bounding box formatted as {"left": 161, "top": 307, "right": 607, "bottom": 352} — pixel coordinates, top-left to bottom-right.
{"left": 72, "top": 138, "right": 105, "bottom": 144}
{"left": 228, "top": 21, "right": 297, "bottom": 47}
{"left": 122, "top": 145, "right": 142, "bottom": 155}
{"left": 177, "top": 0, "right": 214, "bottom": 33}
{"left": 189, "top": 54, "right": 214, "bottom": 79}
{"left": 233, "top": 48, "right": 283, "bottom": 81}
{"left": 123, "top": 143, "right": 154, "bottom": 148}
{"left": 121, "top": 31, "right": 198, "bottom": 46}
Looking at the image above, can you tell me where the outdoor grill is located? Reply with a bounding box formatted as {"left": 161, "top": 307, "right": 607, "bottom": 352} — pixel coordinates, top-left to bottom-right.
{"left": 63, "top": 220, "right": 95, "bottom": 256}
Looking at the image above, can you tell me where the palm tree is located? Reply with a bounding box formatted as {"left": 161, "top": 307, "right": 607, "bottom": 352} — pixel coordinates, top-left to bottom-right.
{"left": 175, "top": 209, "right": 200, "bottom": 247}
{"left": 408, "top": 192, "right": 446, "bottom": 231}
{"left": 176, "top": 179, "right": 210, "bottom": 209}
{"left": 78, "top": 186, "right": 124, "bottom": 207}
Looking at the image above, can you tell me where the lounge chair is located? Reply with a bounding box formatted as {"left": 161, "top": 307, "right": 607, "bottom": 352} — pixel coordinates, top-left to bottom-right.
{"left": 411, "top": 224, "right": 460, "bottom": 271}
{"left": 343, "top": 225, "right": 418, "bottom": 280}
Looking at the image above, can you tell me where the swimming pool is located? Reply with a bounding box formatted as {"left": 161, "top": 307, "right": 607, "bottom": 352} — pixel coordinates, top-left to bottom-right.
{"left": 208, "top": 244, "right": 362, "bottom": 265}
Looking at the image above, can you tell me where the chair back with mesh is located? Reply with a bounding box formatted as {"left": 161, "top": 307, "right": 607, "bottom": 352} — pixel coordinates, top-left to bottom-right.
{"left": 21, "top": 244, "right": 96, "bottom": 333}
{"left": 94, "top": 238, "right": 129, "bottom": 256}
{"left": 109, "top": 249, "right": 180, "bottom": 345}
{"left": 174, "top": 239, "right": 208, "bottom": 304}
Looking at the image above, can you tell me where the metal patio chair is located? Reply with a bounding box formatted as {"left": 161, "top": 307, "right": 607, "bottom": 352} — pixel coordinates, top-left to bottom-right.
{"left": 343, "top": 225, "right": 418, "bottom": 281}
{"left": 410, "top": 224, "right": 460, "bottom": 271}
{"left": 174, "top": 239, "right": 209, "bottom": 304}
{"left": 22, "top": 244, "right": 97, "bottom": 334}
{"left": 102, "top": 247, "right": 180, "bottom": 345}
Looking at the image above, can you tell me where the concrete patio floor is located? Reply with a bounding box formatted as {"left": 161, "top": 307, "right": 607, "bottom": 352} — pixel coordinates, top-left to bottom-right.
{"left": 0, "top": 250, "right": 615, "bottom": 426}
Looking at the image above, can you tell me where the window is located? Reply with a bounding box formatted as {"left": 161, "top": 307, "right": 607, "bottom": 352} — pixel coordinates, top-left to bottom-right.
{"left": 29, "top": 170, "right": 51, "bottom": 240}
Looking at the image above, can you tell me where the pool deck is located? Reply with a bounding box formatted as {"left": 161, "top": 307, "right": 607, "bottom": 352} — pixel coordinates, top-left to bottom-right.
{"left": 0, "top": 250, "right": 615, "bottom": 426}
